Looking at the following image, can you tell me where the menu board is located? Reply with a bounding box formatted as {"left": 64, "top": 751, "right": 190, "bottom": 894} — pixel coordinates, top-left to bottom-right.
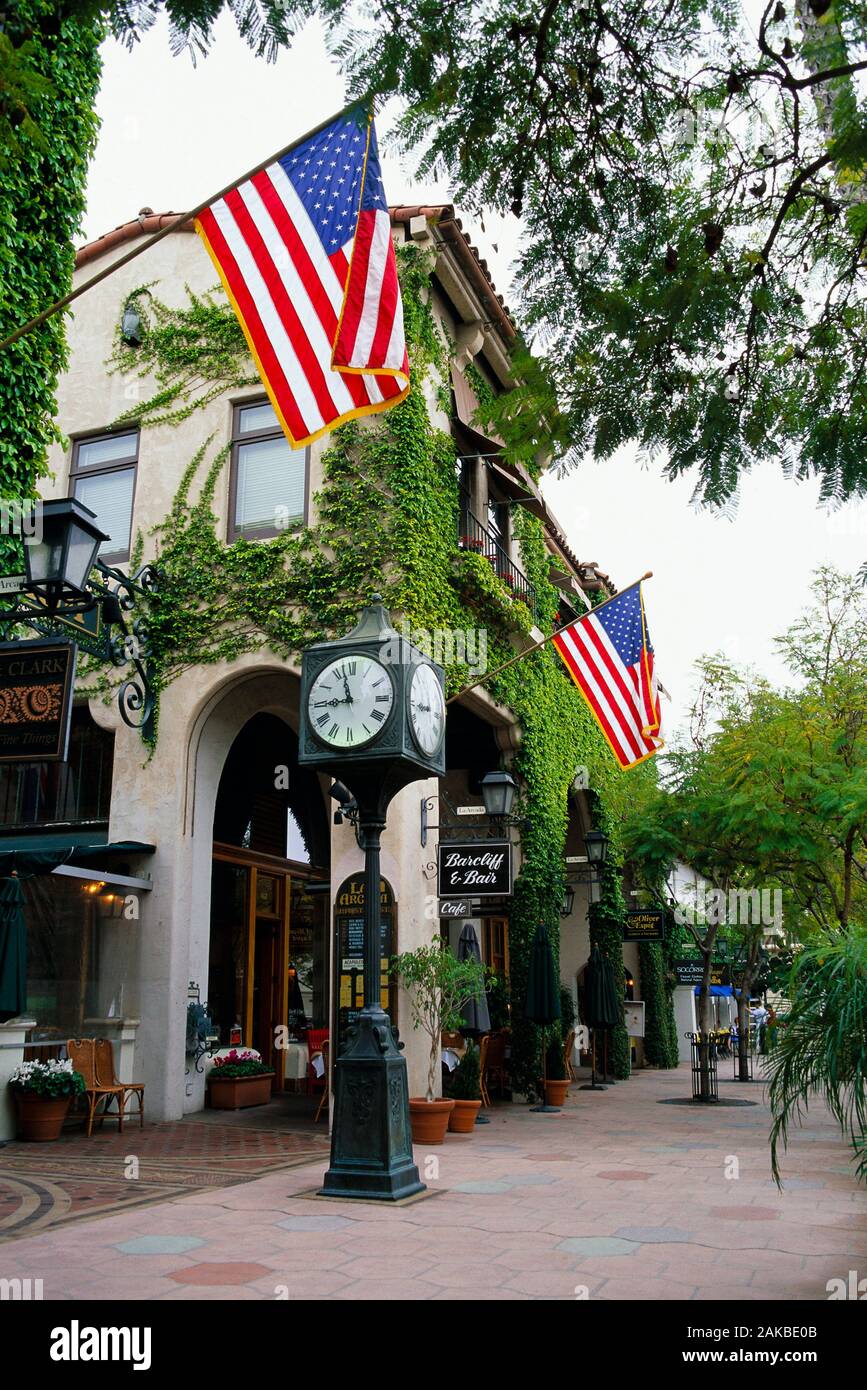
{"left": 334, "top": 874, "right": 396, "bottom": 1052}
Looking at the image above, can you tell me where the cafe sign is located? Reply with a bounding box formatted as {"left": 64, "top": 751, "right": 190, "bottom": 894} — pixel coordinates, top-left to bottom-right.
{"left": 439, "top": 899, "right": 475, "bottom": 918}
{"left": 623, "top": 909, "right": 665, "bottom": 942}
{"left": 0, "top": 639, "right": 76, "bottom": 763}
{"left": 437, "top": 841, "right": 512, "bottom": 898}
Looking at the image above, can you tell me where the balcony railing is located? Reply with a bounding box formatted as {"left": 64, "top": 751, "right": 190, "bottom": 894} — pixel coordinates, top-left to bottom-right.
{"left": 458, "top": 505, "right": 537, "bottom": 619}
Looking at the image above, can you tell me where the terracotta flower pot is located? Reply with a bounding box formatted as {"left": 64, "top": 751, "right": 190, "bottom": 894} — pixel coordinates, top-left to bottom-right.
{"left": 208, "top": 1072, "right": 275, "bottom": 1110}
{"left": 409, "top": 1098, "right": 454, "bottom": 1145}
{"left": 15, "top": 1093, "right": 72, "bottom": 1141}
{"left": 544, "top": 1079, "right": 571, "bottom": 1108}
{"left": 448, "top": 1099, "right": 481, "bottom": 1133}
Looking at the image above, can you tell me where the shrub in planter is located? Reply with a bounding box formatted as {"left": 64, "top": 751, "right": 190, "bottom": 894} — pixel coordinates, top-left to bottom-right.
{"left": 207, "top": 1049, "right": 274, "bottom": 1109}
{"left": 448, "top": 1042, "right": 482, "bottom": 1133}
{"left": 9, "top": 1059, "right": 85, "bottom": 1141}
{"left": 544, "top": 1036, "right": 571, "bottom": 1107}
{"left": 392, "top": 944, "right": 487, "bottom": 1144}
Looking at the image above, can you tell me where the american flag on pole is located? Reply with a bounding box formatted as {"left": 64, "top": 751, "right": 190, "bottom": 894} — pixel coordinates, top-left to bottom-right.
{"left": 552, "top": 583, "right": 663, "bottom": 770}
{"left": 195, "top": 106, "right": 409, "bottom": 447}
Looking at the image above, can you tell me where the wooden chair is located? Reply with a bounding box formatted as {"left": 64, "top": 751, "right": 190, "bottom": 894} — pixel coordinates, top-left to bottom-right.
{"left": 478, "top": 1034, "right": 492, "bottom": 1107}
{"left": 484, "top": 1031, "right": 508, "bottom": 1099}
{"left": 563, "top": 1029, "right": 576, "bottom": 1081}
{"left": 314, "top": 1038, "right": 330, "bottom": 1122}
{"left": 95, "top": 1037, "right": 145, "bottom": 1129}
{"left": 67, "top": 1038, "right": 126, "bottom": 1137}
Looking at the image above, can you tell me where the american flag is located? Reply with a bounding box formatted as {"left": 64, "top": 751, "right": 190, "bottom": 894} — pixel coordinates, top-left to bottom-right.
{"left": 552, "top": 583, "right": 663, "bottom": 770}
{"left": 195, "top": 107, "right": 409, "bottom": 447}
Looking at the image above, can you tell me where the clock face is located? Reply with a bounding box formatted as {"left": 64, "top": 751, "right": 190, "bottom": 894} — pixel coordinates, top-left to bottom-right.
{"left": 409, "top": 663, "right": 445, "bottom": 756}
{"left": 308, "top": 655, "right": 395, "bottom": 749}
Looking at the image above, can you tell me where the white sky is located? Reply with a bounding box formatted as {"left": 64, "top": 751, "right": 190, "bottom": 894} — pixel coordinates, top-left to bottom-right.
{"left": 81, "top": 15, "right": 867, "bottom": 740}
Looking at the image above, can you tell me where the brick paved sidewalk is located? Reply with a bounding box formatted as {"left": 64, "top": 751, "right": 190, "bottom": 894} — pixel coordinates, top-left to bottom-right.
{"left": 1, "top": 1064, "right": 865, "bottom": 1301}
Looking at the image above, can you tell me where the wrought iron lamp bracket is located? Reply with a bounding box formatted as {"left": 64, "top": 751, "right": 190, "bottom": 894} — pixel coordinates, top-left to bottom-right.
{"left": 419, "top": 789, "right": 528, "bottom": 848}
{"left": 0, "top": 560, "right": 161, "bottom": 741}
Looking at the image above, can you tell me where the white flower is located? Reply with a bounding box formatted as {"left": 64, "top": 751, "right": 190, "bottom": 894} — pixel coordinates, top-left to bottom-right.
{"left": 9, "top": 1057, "right": 74, "bottom": 1084}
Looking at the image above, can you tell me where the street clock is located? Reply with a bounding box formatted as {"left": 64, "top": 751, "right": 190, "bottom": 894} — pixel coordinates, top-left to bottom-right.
{"left": 297, "top": 595, "right": 446, "bottom": 1203}
{"left": 299, "top": 594, "right": 446, "bottom": 792}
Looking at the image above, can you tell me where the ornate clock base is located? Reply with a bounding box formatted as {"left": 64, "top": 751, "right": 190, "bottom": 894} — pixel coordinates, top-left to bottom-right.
{"left": 319, "top": 1009, "right": 425, "bottom": 1202}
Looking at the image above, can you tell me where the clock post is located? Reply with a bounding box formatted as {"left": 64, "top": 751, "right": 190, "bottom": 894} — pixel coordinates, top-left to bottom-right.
{"left": 298, "top": 596, "right": 446, "bottom": 1200}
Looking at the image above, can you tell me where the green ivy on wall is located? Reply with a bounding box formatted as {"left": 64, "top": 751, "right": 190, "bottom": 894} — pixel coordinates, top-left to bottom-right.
{"left": 586, "top": 789, "right": 632, "bottom": 1078}
{"left": 639, "top": 939, "right": 680, "bottom": 1068}
{"left": 0, "top": 3, "right": 103, "bottom": 572}
{"left": 107, "top": 240, "right": 637, "bottom": 1097}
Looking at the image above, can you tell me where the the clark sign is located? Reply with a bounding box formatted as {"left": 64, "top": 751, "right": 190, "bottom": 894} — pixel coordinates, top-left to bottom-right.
{"left": 437, "top": 841, "right": 512, "bottom": 898}
{"left": 0, "top": 639, "right": 77, "bottom": 763}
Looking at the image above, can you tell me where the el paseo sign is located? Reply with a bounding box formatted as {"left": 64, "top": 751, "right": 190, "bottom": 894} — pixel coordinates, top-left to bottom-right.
{"left": 0, "top": 639, "right": 76, "bottom": 763}
{"left": 437, "top": 841, "right": 512, "bottom": 898}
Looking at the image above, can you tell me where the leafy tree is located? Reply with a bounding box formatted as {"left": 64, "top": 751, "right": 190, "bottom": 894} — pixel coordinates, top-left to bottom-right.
{"left": 627, "top": 566, "right": 867, "bottom": 1127}
{"left": 316, "top": 0, "right": 867, "bottom": 508}
{"left": 767, "top": 930, "right": 867, "bottom": 1184}
{"left": 9, "top": 4, "right": 867, "bottom": 518}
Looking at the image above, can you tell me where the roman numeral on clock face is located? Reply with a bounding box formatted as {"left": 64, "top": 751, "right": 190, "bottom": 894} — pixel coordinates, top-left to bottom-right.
{"left": 307, "top": 654, "right": 395, "bottom": 750}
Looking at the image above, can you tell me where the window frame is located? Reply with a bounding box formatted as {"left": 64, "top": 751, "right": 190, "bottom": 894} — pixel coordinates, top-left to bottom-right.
{"left": 228, "top": 398, "right": 310, "bottom": 543}
{"left": 69, "top": 428, "right": 140, "bottom": 566}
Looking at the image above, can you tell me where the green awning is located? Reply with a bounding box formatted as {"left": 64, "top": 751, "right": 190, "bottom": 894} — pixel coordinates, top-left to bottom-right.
{"left": 0, "top": 839, "right": 156, "bottom": 877}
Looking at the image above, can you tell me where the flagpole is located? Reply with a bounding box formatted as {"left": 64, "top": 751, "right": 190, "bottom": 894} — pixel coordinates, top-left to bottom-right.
{"left": 446, "top": 571, "right": 653, "bottom": 706}
{"left": 0, "top": 101, "right": 366, "bottom": 356}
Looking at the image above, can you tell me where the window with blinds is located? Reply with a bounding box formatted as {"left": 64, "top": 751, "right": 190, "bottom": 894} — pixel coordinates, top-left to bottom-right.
{"left": 230, "top": 400, "right": 308, "bottom": 540}
{"left": 70, "top": 429, "right": 139, "bottom": 564}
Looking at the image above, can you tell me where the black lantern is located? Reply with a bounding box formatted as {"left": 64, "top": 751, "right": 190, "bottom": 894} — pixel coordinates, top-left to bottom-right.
{"left": 121, "top": 304, "right": 143, "bottom": 346}
{"left": 480, "top": 770, "right": 517, "bottom": 819}
{"left": 23, "top": 498, "right": 108, "bottom": 606}
{"left": 561, "top": 882, "right": 576, "bottom": 917}
{"left": 584, "top": 828, "right": 610, "bottom": 865}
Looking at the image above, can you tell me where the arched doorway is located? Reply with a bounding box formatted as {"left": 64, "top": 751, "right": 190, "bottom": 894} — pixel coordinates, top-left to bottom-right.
{"left": 207, "top": 712, "right": 330, "bottom": 1088}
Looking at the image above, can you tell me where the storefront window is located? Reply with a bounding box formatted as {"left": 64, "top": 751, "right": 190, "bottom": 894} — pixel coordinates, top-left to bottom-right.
{"left": 24, "top": 873, "right": 140, "bottom": 1042}
{"left": 291, "top": 878, "right": 328, "bottom": 1027}
{"left": 207, "top": 861, "right": 249, "bottom": 1041}
{"left": 0, "top": 707, "right": 113, "bottom": 832}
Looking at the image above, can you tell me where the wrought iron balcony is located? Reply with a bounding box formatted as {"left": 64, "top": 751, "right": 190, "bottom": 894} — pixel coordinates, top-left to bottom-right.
{"left": 457, "top": 505, "right": 537, "bottom": 619}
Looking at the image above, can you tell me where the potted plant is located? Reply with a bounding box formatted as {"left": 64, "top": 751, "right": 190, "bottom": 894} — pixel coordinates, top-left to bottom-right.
{"left": 207, "top": 1049, "right": 274, "bottom": 1109}
{"left": 544, "top": 1036, "right": 571, "bottom": 1108}
{"left": 392, "top": 943, "right": 487, "bottom": 1144}
{"left": 448, "top": 1041, "right": 482, "bottom": 1133}
{"left": 9, "top": 1058, "right": 85, "bottom": 1141}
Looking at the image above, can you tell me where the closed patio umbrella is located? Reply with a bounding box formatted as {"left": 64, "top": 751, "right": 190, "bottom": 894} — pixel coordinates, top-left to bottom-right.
{"left": 581, "top": 944, "right": 619, "bottom": 1090}
{"left": 457, "top": 923, "right": 491, "bottom": 1036}
{"left": 456, "top": 923, "right": 492, "bottom": 1124}
{"left": 524, "top": 922, "right": 561, "bottom": 1113}
{"left": 0, "top": 876, "right": 27, "bottom": 1022}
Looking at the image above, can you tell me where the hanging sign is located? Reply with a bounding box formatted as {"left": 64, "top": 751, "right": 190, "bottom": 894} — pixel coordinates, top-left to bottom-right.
{"left": 674, "top": 960, "right": 729, "bottom": 987}
{"left": 437, "top": 841, "right": 512, "bottom": 897}
{"left": 623, "top": 909, "right": 665, "bottom": 942}
{"left": 0, "top": 639, "right": 77, "bottom": 763}
{"left": 439, "top": 899, "right": 474, "bottom": 918}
